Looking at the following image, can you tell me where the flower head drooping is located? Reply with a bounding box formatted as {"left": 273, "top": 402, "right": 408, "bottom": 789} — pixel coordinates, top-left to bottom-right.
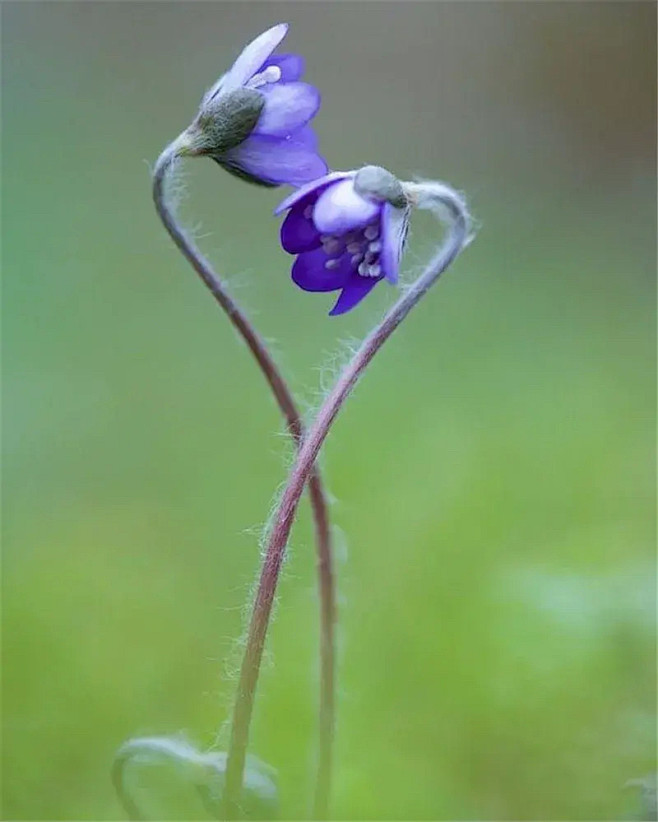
{"left": 275, "top": 166, "right": 411, "bottom": 315}
{"left": 224, "top": 175, "right": 472, "bottom": 814}
{"left": 179, "top": 23, "right": 328, "bottom": 187}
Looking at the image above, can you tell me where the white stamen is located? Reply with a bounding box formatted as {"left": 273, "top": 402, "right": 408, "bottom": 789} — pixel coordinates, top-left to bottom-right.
{"left": 364, "top": 224, "right": 380, "bottom": 240}
{"left": 368, "top": 263, "right": 381, "bottom": 277}
{"left": 358, "top": 262, "right": 368, "bottom": 276}
{"left": 322, "top": 237, "right": 342, "bottom": 255}
{"left": 248, "top": 65, "right": 282, "bottom": 88}
{"left": 264, "top": 65, "right": 282, "bottom": 83}
{"left": 325, "top": 258, "right": 340, "bottom": 270}
{"left": 346, "top": 241, "right": 363, "bottom": 254}
{"left": 351, "top": 253, "right": 363, "bottom": 265}
{"left": 368, "top": 240, "right": 382, "bottom": 254}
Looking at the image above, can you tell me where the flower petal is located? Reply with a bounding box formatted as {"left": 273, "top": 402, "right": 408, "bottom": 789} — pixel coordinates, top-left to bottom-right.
{"left": 274, "top": 171, "right": 353, "bottom": 215}
{"left": 221, "top": 24, "right": 289, "bottom": 94}
{"left": 329, "top": 273, "right": 381, "bottom": 316}
{"left": 224, "top": 133, "right": 328, "bottom": 186}
{"left": 292, "top": 125, "right": 318, "bottom": 150}
{"left": 292, "top": 249, "right": 352, "bottom": 292}
{"left": 380, "top": 203, "right": 410, "bottom": 284}
{"left": 262, "top": 53, "right": 305, "bottom": 82}
{"left": 280, "top": 206, "right": 322, "bottom": 253}
{"left": 313, "top": 179, "right": 380, "bottom": 235}
{"left": 254, "top": 82, "right": 321, "bottom": 137}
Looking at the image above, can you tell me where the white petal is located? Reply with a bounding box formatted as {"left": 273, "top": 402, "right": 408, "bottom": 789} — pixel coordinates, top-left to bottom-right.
{"left": 274, "top": 171, "right": 353, "bottom": 215}
{"left": 313, "top": 179, "right": 380, "bottom": 235}
{"left": 221, "top": 24, "right": 289, "bottom": 94}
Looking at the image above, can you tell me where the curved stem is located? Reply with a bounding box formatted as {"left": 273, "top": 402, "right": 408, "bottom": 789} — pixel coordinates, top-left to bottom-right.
{"left": 112, "top": 753, "right": 143, "bottom": 821}
{"left": 152, "top": 141, "right": 336, "bottom": 819}
{"left": 223, "top": 181, "right": 472, "bottom": 818}
{"left": 112, "top": 737, "right": 200, "bottom": 821}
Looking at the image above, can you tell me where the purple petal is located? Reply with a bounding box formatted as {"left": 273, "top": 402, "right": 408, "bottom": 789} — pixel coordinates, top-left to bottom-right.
{"left": 221, "top": 24, "right": 289, "bottom": 94}
{"left": 254, "top": 82, "right": 321, "bottom": 137}
{"left": 224, "top": 132, "right": 328, "bottom": 186}
{"left": 313, "top": 179, "right": 381, "bottom": 235}
{"left": 329, "top": 273, "right": 381, "bottom": 316}
{"left": 274, "top": 171, "right": 353, "bottom": 215}
{"left": 292, "top": 125, "right": 318, "bottom": 150}
{"left": 262, "top": 53, "right": 305, "bottom": 82}
{"left": 292, "top": 249, "right": 352, "bottom": 292}
{"left": 280, "top": 206, "right": 322, "bottom": 253}
{"left": 380, "top": 203, "right": 410, "bottom": 284}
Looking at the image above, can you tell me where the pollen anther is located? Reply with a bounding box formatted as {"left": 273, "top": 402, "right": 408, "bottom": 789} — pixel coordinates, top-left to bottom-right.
{"left": 248, "top": 65, "right": 282, "bottom": 88}
{"left": 322, "top": 237, "right": 342, "bottom": 255}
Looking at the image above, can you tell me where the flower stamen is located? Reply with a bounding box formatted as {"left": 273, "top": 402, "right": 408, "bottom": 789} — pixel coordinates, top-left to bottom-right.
{"left": 247, "top": 65, "right": 283, "bottom": 89}
{"left": 321, "top": 236, "right": 343, "bottom": 255}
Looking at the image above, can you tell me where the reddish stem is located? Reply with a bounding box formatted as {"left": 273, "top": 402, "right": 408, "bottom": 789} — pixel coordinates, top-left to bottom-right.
{"left": 153, "top": 144, "right": 336, "bottom": 819}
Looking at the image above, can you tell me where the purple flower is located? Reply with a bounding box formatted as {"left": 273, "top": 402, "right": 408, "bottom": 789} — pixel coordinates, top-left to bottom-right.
{"left": 275, "top": 167, "right": 410, "bottom": 315}
{"left": 186, "top": 24, "right": 328, "bottom": 188}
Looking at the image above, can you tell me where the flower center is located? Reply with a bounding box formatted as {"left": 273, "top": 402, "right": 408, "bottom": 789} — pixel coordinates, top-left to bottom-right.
{"left": 320, "top": 219, "right": 382, "bottom": 277}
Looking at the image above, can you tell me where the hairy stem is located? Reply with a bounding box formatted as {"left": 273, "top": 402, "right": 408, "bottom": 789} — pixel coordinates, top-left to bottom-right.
{"left": 152, "top": 140, "right": 336, "bottom": 819}
{"left": 224, "top": 181, "right": 472, "bottom": 817}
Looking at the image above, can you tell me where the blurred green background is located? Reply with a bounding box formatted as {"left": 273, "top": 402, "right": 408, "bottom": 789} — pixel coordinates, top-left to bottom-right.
{"left": 3, "top": 2, "right": 656, "bottom": 819}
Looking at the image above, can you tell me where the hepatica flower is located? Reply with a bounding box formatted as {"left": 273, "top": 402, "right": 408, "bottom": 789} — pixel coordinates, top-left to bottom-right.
{"left": 182, "top": 23, "right": 327, "bottom": 187}
{"left": 275, "top": 166, "right": 411, "bottom": 315}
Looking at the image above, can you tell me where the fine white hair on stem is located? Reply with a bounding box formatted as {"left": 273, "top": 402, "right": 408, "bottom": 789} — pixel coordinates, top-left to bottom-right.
{"left": 314, "top": 336, "right": 362, "bottom": 402}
